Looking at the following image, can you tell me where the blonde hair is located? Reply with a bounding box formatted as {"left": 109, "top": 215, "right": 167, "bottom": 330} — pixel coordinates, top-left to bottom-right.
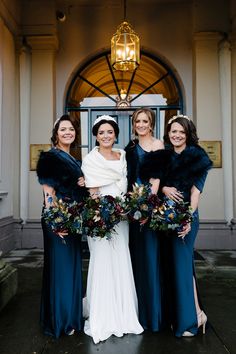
{"left": 132, "top": 108, "right": 155, "bottom": 136}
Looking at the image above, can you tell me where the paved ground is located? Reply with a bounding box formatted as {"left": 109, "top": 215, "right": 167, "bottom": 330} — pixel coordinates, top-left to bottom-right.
{"left": 0, "top": 248, "right": 236, "bottom": 354}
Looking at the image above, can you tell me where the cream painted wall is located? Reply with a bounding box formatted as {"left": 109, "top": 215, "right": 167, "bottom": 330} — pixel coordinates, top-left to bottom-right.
{"left": 0, "top": 22, "right": 17, "bottom": 219}
{"left": 28, "top": 47, "right": 57, "bottom": 219}
{"left": 193, "top": 33, "right": 225, "bottom": 219}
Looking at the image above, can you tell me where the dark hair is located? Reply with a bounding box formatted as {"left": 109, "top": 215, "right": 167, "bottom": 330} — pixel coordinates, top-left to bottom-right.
{"left": 132, "top": 108, "right": 155, "bottom": 136}
{"left": 92, "top": 119, "right": 119, "bottom": 146}
{"left": 51, "top": 114, "right": 79, "bottom": 148}
{"left": 163, "top": 116, "right": 199, "bottom": 146}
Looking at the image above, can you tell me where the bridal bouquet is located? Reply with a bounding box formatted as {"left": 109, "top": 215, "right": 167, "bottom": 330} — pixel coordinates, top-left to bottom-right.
{"left": 124, "top": 183, "right": 161, "bottom": 224}
{"left": 43, "top": 197, "right": 83, "bottom": 235}
{"left": 149, "top": 197, "right": 194, "bottom": 232}
{"left": 81, "top": 194, "right": 125, "bottom": 240}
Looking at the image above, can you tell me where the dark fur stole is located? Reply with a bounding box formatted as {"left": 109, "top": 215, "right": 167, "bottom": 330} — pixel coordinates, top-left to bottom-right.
{"left": 140, "top": 149, "right": 173, "bottom": 181}
{"left": 36, "top": 149, "right": 83, "bottom": 190}
{"left": 163, "top": 145, "right": 212, "bottom": 192}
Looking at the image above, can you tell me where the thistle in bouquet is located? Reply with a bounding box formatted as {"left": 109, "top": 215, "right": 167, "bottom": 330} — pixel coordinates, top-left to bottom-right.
{"left": 124, "top": 183, "right": 160, "bottom": 224}
{"left": 82, "top": 194, "right": 125, "bottom": 240}
{"left": 43, "top": 197, "right": 83, "bottom": 236}
{"left": 149, "top": 196, "right": 194, "bottom": 232}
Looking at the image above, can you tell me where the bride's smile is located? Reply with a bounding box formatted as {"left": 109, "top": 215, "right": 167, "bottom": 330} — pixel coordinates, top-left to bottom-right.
{"left": 96, "top": 123, "right": 116, "bottom": 148}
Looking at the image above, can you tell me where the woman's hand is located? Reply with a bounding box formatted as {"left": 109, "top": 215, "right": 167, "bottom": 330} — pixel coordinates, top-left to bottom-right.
{"left": 77, "top": 176, "right": 85, "bottom": 187}
{"left": 43, "top": 185, "right": 56, "bottom": 208}
{"left": 58, "top": 231, "right": 68, "bottom": 238}
{"left": 177, "top": 222, "right": 191, "bottom": 239}
{"left": 89, "top": 188, "right": 100, "bottom": 199}
{"left": 140, "top": 217, "right": 149, "bottom": 226}
{"left": 162, "top": 186, "right": 183, "bottom": 202}
{"left": 149, "top": 178, "right": 160, "bottom": 195}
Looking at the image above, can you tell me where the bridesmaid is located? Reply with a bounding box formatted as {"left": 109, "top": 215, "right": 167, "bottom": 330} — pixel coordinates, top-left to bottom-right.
{"left": 125, "top": 108, "right": 165, "bottom": 331}
{"left": 36, "top": 114, "right": 87, "bottom": 338}
{"left": 161, "top": 114, "right": 212, "bottom": 337}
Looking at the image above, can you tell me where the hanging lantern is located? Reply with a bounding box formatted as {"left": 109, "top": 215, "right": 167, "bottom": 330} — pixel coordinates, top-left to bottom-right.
{"left": 111, "top": 21, "right": 140, "bottom": 71}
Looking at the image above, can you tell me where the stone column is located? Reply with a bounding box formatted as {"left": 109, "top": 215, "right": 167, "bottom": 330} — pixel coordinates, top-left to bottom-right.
{"left": 230, "top": 32, "right": 236, "bottom": 224}
{"left": 19, "top": 45, "right": 31, "bottom": 224}
{"left": 0, "top": 18, "right": 3, "bottom": 180}
{"left": 26, "top": 35, "right": 58, "bottom": 223}
{"left": 218, "top": 39, "right": 234, "bottom": 224}
{"left": 193, "top": 32, "right": 225, "bottom": 221}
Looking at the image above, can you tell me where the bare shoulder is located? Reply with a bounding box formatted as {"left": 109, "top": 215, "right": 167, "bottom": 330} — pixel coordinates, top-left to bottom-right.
{"left": 152, "top": 138, "right": 164, "bottom": 151}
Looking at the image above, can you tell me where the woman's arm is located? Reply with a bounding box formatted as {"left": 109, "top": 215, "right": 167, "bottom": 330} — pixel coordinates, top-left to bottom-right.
{"left": 146, "top": 142, "right": 164, "bottom": 194}
{"left": 178, "top": 185, "right": 200, "bottom": 239}
{"left": 42, "top": 184, "right": 56, "bottom": 208}
{"left": 190, "top": 185, "right": 201, "bottom": 212}
{"left": 42, "top": 185, "right": 68, "bottom": 237}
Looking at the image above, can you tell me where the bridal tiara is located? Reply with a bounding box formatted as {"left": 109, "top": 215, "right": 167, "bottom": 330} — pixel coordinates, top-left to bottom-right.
{"left": 53, "top": 117, "right": 61, "bottom": 127}
{"left": 167, "top": 114, "right": 191, "bottom": 125}
{"left": 93, "top": 115, "right": 117, "bottom": 127}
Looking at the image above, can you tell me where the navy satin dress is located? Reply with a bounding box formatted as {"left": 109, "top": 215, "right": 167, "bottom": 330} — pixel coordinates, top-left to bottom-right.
{"left": 128, "top": 144, "right": 163, "bottom": 331}
{"left": 160, "top": 148, "right": 210, "bottom": 337}
{"left": 37, "top": 148, "right": 87, "bottom": 338}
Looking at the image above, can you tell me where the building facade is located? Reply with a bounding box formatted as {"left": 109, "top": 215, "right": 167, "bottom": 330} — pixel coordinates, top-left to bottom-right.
{"left": 0, "top": 0, "right": 236, "bottom": 253}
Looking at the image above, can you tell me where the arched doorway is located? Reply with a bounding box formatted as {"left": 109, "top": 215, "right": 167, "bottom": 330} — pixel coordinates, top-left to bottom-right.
{"left": 65, "top": 49, "right": 184, "bottom": 158}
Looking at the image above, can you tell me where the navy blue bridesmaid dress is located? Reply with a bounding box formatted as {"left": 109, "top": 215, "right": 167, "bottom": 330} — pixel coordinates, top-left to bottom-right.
{"left": 160, "top": 146, "right": 212, "bottom": 337}
{"left": 37, "top": 148, "right": 87, "bottom": 338}
{"left": 41, "top": 223, "right": 83, "bottom": 337}
{"left": 125, "top": 142, "right": 163, "bottom": 331}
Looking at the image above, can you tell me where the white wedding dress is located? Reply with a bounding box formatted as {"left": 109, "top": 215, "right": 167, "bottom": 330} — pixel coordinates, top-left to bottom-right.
{"left": 82, "top": 152, "right": 143, "bottom": 344}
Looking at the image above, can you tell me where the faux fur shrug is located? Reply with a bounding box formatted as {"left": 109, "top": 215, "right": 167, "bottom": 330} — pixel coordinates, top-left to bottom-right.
{"left": 125, "top": 140, "right": 171, "bottom": 191}
{"left": 141, "top": 144, "right": 212, "bottom": 197}
{"left": 125, "top": 140, "right": 212, "bottom": 197}
{"left": 36, "top": 148, "right": 87, "bottom": 202}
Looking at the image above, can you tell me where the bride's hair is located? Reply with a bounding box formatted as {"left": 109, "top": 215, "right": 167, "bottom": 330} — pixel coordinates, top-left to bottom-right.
{"left": 92, "top": 119, "right": 119, "bottom": 139}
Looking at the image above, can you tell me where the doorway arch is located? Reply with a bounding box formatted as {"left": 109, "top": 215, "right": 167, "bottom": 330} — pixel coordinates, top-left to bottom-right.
{"left": 65, "top": 49, "right": 184, "bottom": 157}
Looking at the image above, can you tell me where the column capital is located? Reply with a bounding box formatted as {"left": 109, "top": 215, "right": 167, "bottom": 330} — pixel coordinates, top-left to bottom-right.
{"left": 193, "top": 32, "right": 224, "bottom": 53}
{"left": 193, "top": 31, "right": 223, "bottom": 43}
{"left": 218, "top": 39, "right": 231, "bottom": 53}
{"left": 26, "top": 35, "right": 59, "bottom": 51}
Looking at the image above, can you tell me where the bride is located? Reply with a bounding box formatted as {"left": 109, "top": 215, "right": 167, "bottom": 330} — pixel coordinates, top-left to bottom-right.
{"left": 82, "top": 115, "right": 143, "bottom": 344}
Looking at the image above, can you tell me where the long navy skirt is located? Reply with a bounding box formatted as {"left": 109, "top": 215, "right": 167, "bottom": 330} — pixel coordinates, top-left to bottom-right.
{"left": 161, "top": 212, "right": 199, "bottom": 337}
{"left": 129, "top": 223, "right": 163, "bottom": 331}
{"left": 40, "top": 220, "right": 83, "bottom": 338}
